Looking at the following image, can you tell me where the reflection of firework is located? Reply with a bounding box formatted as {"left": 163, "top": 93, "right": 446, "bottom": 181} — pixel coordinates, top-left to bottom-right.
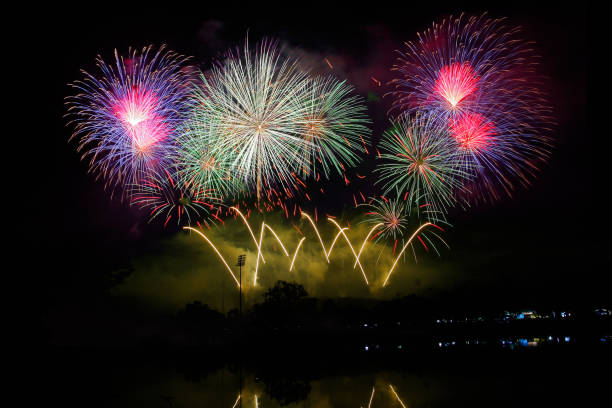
{"left": 185, "top": 40, "right": 311, "bottom": 201}
{"left": 390, "top": 13, "right": 552, "bottom": 202}
{"left": 66, "top": 45, "right": 194, "bottom": 191}
{"left": 376, "top": 114, "right": 468, "bottom": 217}
{"left": 131, "top": 170, "right": 219, "bottom": 227}
{"left": 298, "top": 77, "right": 371, "bottom": 179}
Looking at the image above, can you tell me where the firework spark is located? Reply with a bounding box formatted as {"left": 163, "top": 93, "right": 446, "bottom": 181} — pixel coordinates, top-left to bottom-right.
{"left": 376, "top": 114, "right": 469, "bottom": 217}
{"left": 298, "top": 77, "right": 371, "bottom": 179}
{"left": 131, "top": 170, "right": 217, "bottom": 227}
{"left": 66, "top": 45, "right": 194, "bottom": 191}
{"left": 389, "top": 13, "right": 552, "bottom": 202}
{"left": 184, "top": 40, "right": 312, "bottom": 201}
{"left": 175, "top": 123, "right": 239, "bottom": 201}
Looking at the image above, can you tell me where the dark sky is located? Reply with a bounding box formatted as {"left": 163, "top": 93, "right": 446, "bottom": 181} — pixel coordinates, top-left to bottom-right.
{"left": 28, "top": 3, "right": 598, "bottom": 312}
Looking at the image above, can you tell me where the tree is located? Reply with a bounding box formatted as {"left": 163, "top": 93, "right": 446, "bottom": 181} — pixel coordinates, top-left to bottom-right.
{"left": 255, "top": 281, "right": 309, "bottom": 330}
{"left": 177, "top": 301, "right": 224, "bottom": 341}
{"left": 263, "top": 281, "right": 308, "bottom": 306}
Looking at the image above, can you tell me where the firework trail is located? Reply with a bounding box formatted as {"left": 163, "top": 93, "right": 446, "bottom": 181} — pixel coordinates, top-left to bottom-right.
{"left": 184, "top": 226, "right": 240, "bottom": 287}
{"left": 231, "top": 206, "right": 267, "bottom": 263}
{"left": 353, "top": 223, "right": 383, "bottom": 269}
{"left": 360, "top": 194, "right": 449, "bottom": 275}
{"left": 327, "top": 217, "right": 369, "bottom": 285}
{"left": 382, "top": 222, "right": 443, "bottom": 287}
{"left": 389, "top": 385, "right": 407, "bottom": 408}
{"left": 389, "top": 13, "right": 552, "bottom": 202}
{"left": 368, "top": 387, "right": 376, "bottom": 408}
{"left": 184, "top": 208, "right": 445, "bottom": 289}
{"left": 289, "top": 237, "right": 306, "bottom": 272}
{"left": 301, "top": 212, "right": 331, "bottom": 262}
{"left": 66, "top": 45, "right": 194, "bottom": 192}
{"left": 376, "top": 114, "right": 469, "bottom": 217}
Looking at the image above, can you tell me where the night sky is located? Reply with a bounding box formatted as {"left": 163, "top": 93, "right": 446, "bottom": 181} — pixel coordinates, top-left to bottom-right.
{"left": 28, "top": 3, "right": 599, "bottom": 325}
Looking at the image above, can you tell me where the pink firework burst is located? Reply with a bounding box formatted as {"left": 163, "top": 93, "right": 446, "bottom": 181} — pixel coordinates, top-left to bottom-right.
{"left": 113, "top": 88, "right": 170, "bottom": 153}
{"left": 434, "top": 62, "right": 479, "bottom": 108}
{"left": 449, "top": 112, "right": 495, "bottom": 152}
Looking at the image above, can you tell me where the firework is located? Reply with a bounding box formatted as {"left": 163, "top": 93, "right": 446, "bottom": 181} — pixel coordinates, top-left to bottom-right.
{"left": 66, "top": 45, "right": 194, "bottom": 191}
{"left": 361, "top": 194, "right": 449, "bottom": 266}
{"left": 130, "top": 169, "right": 218, "bottom": 227}
{"left": 362, "top": 195, "right": 411, "bottom": 243}
{"left": 184, "top": 40, "right": 312, "bottom": 201}
{"left": 389, "top": 385, "right": 407, "bottom": 408}
{"left": 383, "top": 222, "right": 433, "bottom": 286}
{"left": 327, "top": 217, "right": 369, "bottom": 285}
{"left": 449, "top": 107, "right": 551, "bottom": 203}
{"left": 184, "top": 226, "right": 241, "bottom": 287}
{"left": 353, "top": 223, "right": 383, "bottom": 269}
{"left": 301, "top": 212, "right": 330, "bottom": 262}
{"left": 174, "top": 120, "right": 240, "bottom": 201}
{"left": 375, "top": 114, "right": 469, "bottom": 216}
{"left": 368, "top": 387, "right": 375, "bottom": 408}
{"left": 297, "top": 77, "right": 371, "bottom": 179}
{"left": 289, "top": 237, "right": 306, "bottom": 272}
{"left": 184, "top": 207, "right": 447, "bottom": 289}
{"left": 389, "top": 13, "right": 552, "bottom": 202}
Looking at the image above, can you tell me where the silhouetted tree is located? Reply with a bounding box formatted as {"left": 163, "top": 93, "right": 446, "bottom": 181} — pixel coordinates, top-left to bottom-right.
{"left": 263, "top": 281, "right": 308, "bottom": 306}
{"left": 177, "top": 301, "right": 224, "bottom": 342}
{"left": 254, "top": 281, "right": 310, "bottom": 329}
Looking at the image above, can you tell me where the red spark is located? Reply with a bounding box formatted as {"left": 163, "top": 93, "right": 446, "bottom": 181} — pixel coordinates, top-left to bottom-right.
{"left": 434, "top": 62, "right": 479, "bottom": 108}
{"left": 449, "top": 112, "right": 495, "bottom": 152}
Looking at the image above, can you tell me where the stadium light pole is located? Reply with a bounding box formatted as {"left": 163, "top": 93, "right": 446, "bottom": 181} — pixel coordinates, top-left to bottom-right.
{"left": 236, "top": 254, "right": 246, "bottom": 408}
{"left": 237, "top": 254, "right": 246, "bottom": 319}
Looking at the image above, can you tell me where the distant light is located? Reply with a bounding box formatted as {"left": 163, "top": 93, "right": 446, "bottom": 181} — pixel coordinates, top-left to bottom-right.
{"left": 365, "top": 346, "right": 369, "bottom": 351}
{"left": 564, "top": 336, "right": 570, "bottom": 343}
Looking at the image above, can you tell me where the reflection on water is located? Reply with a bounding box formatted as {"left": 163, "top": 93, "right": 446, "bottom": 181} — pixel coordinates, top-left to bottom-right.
{"left": 103, "top": 371, "right": 463, "bottom": 407}
{"left": 87, "top": 355, "right": 596, "bottom": 408}
{"left": 227, "top": 384, "right": 409, "bottom": 408}
{"left": 45, "top": 336, "right": 609, "bottom": 407}
{"left": 432, "top": 335, "right": 574, "bottom": 350}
